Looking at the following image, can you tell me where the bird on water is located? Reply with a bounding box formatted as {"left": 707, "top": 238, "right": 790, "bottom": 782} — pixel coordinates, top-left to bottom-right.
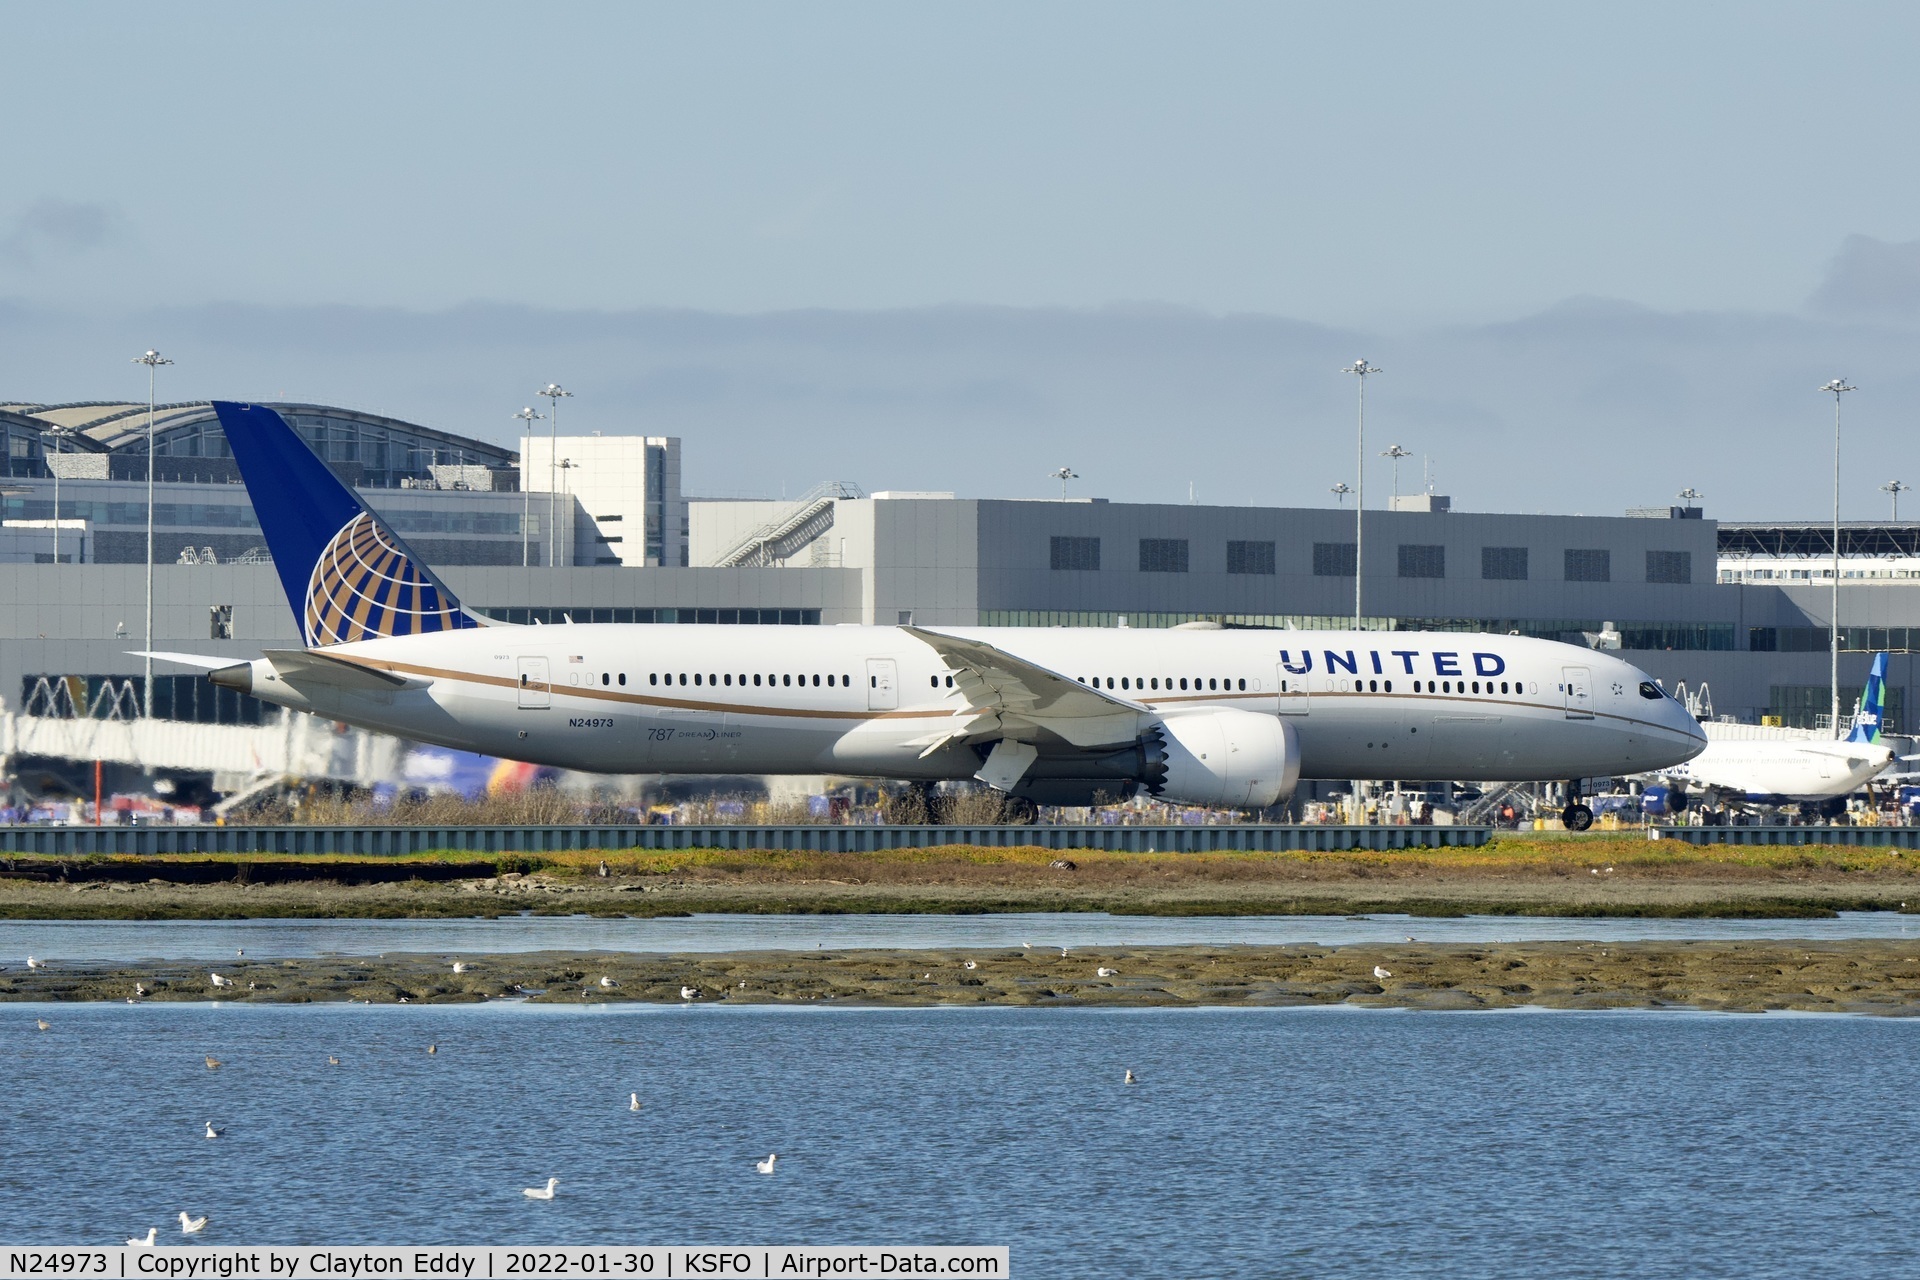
{"left": 35, "top": 1018, "right": 49, "bottom": 1031}
{"left": 205, "top": 1056, "right": 223, "bottom": 1070}
{"left": 204, "top": 1121, "right": 224, "bottom": 1140}
{"left": 427, "top": 1044, "right": 438, "bottom": 1055}
{"left": 178, "top": 1212, "right": 207, "bottom": 1235}
{"left": 523, "top": 1178, "right": 558, "bottom": 1200}
{"left": 756, "top": 1154, "right": 777, "bottom": 1174}
{"left": 125, "top": 1229, "right": 156, "bottom": 1247}
{"left": 630, "top": 1093, "right": 642, "bottom": 1111}
{"left": 328, "top": 1055, "right": 341, "bottom": 1066}
{"left": 1125, "top": 1069, "right": 1137, "bottom": 1084}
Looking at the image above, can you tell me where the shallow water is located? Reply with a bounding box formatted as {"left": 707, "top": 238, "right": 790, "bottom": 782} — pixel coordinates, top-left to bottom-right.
{"left": 4, "top": 1002, "right": 1916, "bottom": 1278}
{"left": 7, "top": 910, "right": 1920, "bottom": 963}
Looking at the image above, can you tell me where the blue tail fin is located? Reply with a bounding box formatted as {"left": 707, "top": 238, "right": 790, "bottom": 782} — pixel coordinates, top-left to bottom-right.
{"left": 212, "top": 401, "right": 483, "bottom": 648}
{"left": 1848, "top": 653, "right": 1890, "bottom": 743}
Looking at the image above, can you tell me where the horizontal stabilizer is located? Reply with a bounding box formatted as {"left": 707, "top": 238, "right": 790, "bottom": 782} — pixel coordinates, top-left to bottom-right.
{"left": 262, "top": 648, "right": 413, "bottom": 691}
{"left": 130, "top": 650, "right": 240, "bottom": 671}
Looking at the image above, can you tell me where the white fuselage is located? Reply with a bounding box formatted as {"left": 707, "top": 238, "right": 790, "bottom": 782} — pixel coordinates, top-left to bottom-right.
{"left": 231, "top": 625, "right": 1704, "bottom": 785}
{"left": 1661, "top": 736, "right": 1893, "bottom": 803}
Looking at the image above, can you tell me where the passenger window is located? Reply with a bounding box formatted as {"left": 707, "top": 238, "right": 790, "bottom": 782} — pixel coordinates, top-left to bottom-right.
{"left": 1384, "top": 680, "right": 1392, "bottom": 692}
{"left": 1179, "top": 678, "right": 1188, "bottom": 690}
{"left": 1472, "top": 681, "right": 1479, "bottom": 693}
{"left": 1107, "top": 677, "right": 1115, "bottom": 689}
{"left": 945, "top": 675, "right": 954, "bottom": 687}
{"left": 619, "top": 673, "right": 626, "bottom": 686}
{"left": 649, "top": 673, "right": 657, "bottom": 686}
{"left": 1150, "top": 678, "right": 1159, "bottom": 690}
{"left": 1501, "top": 681, "right": 1509, "bottom": 693}
{"left": 826, "top": 675, "right": 834, "bottom": 687}
{"left": 694, "top": 674, "right": 702, "bottom": 686}
{"left": 753, "top": 674, "right": 762, "bottom": 686}
{"left": 723, "top": 674, "right": 732, "bottom": 686}
{"left": 678, "top": 673, "right": 687, "bottom": 686}
{"left": 812, "top": 674, "right": 820, "bottom": 686}
{"left": 844, "top": 675, "right": 851, "bottom": 686}
{"left": 1121, "top": 678, "right": 1130, "bottom": 690}
{"left": 931, "top": 676, "right": 939, "bottom": 687}
{"left": 783, "top": 674, "right": 792, "bottom": 687}
{"left": 1368, "top": 680, "right": 1377, "bottom": 692}
{"left": 1237, "top": 678, "right": 1246, "bottom": 691}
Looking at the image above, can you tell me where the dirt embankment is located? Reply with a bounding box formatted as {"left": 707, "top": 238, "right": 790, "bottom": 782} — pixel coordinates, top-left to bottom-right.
{"left": 9, "top": 941, "right": 1920, "bottom": 1015}
{"left": 4, "top": 834, "right": 1920, "bottom": 919}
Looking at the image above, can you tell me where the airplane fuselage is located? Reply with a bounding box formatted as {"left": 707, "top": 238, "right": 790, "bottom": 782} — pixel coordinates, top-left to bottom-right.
{"left": 222, "top": 624, "right": 1705, "bottom": 787}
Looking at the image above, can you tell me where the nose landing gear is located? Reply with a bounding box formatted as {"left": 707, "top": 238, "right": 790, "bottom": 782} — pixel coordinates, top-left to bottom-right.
{"left": 1560, "top": 779, "right": 1594, "bottom": 832}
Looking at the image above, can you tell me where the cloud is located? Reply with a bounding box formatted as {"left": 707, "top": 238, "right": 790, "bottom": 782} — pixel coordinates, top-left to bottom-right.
{"left": 1806, "top": 234, "right": 1920, "bottom": 319}
{"left": 1, "top": 198, "right": 117, "bottom": 265}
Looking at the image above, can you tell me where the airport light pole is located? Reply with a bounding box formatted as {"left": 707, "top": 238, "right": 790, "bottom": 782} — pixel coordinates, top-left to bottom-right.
{"left": 556, "top": 458, "right": 577, "bottom": 567}
{"left": 1342, "top": 360, "right": 1381, "bottom": 628}
{"left": 1050, "top": 467, "right": 1078, "bottom": 500}
{"left": 1677, "top": 487, "right": 1702, "bottom": 507}
{"left": 134, "top": 349, "right": 173, "bottom": 719}
{"left": 538, "top": 384, "right": 572, "bottom": 567}
{"left": 1883, "top": 479, "right": 1909, "bottom": 521}
{"left": 1821, "top": 378, "right": 1856, "bottom": 735}
{"left": 1330, "top": 482, "right": 1351, "bottom": 504}
{"left": 1381, "top": 444, "right": 1411, "bottom": 502}
{"left": 513, "top": 406, "right": 544, "bottom": 566}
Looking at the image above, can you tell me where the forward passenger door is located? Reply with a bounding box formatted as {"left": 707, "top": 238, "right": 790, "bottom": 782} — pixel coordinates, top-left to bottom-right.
{"left": 1276, "top": 664, "right": 1309, "bottom": 716}
{"left": 867, "top": 659, "right": 898, "bottom": 711}
{"left": 518, "top": 656, "right": 551, "bottom": 709}
{"left": 1562, "top": 666, "right": 1593, "bottom": 719}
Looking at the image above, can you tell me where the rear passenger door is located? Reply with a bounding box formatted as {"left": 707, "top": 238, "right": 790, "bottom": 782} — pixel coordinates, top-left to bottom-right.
{"left": 517, "top": 657, "right": 551, "bottom": 709}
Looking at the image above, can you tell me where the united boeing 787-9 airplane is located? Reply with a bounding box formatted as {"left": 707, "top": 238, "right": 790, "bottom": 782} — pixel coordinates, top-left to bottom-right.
{"left": 144, "top": 403, "right": 1705, "bottom": 828}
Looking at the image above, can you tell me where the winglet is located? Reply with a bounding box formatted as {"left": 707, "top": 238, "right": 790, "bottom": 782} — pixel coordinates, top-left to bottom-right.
{"left": 212, "top": 401, "right": 484, "bottom": 647}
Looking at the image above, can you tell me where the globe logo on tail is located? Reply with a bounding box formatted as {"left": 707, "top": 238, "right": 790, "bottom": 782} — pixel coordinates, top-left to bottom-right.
{"left": 303, "top": 513, "right": 474, "bottom": 646}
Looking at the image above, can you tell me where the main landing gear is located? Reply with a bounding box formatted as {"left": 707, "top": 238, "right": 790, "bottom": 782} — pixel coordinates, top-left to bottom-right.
{"left": 1560, "top": 780, "right": 1594, "bottom": 832}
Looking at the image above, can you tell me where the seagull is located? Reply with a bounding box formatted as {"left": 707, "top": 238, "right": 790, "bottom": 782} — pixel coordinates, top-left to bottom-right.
{"left": 1124, "top": 1069, "right": 1137, "bottom": 1084}
{"left": 523, "top": 1178, "right": 558, "bottom": 1200}
{"left": 630, "top": 1092, "right": 641, "bottom": 1111}
{"left": 427, "top": 1044, "right": 437, "bottom": 1055}
{"left": 756, "top": 1153, "right": 777, "bottom": 1174}
{"left": 1022, "top": 941, "right": 1032, "bottom": 950}
{"left": 452, "top": 961, "right": 469, "bottom": 974}
{"left": 1404, "top": 937, "right": 1416, "bottom": 944}
{"left": 204, "top": 1121, "right": 224, "bottom": 1139}
{"left": 680, "top": 986, "right": 699, "bottom": 1000}
{"left": 26, "top": 956, "right": 42, "bottom": 970}
{"left": 1060, "top": 947, "right": 1070, "bottom": 957}
{"left": 209, "top": 973, "right": 232, "bottom": 989}
{"left": 35, "top": 1018, "right": 49, "bottom": 1031}
{"left": 1373, "top": 966, "right": 1392, "bottom": 980}
{"left": 1096, "top": 967, "right": 1117, "bottom": 977}
{"left": 600, "top": 975, "right": 616, "bottom": 988}
{"left": 135, "top": 983, "right": 147, "bottom": 997}
{"left": 178, "top": 1212, "right": 207, "bottom": 1235}
{"left": 963, "top": 960, "right": 977, "bottom": 970}
{"left": 328, "top": 1055, "right": 341, "bottom": 1066}
{"left": 126, "top": 1228, "right": 156, "bottom": 1247}
{"left": 235, "top": 949, "right": 244, "bottom": 957}
{"left": 205, "top": 1056, "right": 222, "bottom": 1070}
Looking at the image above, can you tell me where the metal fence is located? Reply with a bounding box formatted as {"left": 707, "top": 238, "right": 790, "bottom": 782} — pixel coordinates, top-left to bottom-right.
{"left": 1652, "top": 825, "right": 1920, "bottom": 849}
{"left": 0, "top": 822, "right": 1491, "bottom": 857}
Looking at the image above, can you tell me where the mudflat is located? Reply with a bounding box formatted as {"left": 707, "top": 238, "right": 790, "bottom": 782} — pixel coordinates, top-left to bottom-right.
{"left": 8, "top": 941, "right": 1920, "bottom": 1014}
{"left": 3, "top": 835, "right": 1920, "bottom": 919}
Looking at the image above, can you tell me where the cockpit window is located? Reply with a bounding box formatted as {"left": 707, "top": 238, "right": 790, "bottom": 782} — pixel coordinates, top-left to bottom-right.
{"left": 1639, "top": 681, "right": 1664, "bottom": 700}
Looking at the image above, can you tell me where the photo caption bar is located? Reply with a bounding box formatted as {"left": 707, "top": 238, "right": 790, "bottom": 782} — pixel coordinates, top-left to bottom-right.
{"left": 0, "top": 1248, "right": 1008, "bottom": 1280}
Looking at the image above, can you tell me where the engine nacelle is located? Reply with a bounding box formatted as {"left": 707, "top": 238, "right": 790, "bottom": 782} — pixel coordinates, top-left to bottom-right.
{"left": 1150, "top": 709, "right": 1299, "bottom": 808}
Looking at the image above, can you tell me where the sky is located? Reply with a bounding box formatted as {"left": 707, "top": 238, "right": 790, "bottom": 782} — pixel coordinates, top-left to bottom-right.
{"left": 5, "top": 1, "right": 1920, "bottom": 518}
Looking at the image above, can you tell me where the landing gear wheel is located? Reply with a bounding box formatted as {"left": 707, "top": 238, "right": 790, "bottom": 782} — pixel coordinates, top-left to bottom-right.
{"left": 1562, "top": 803, "right": 1594, "bottom": 832}
{"left": 1002, "top": 796, "right": 1038, "bottom": 825}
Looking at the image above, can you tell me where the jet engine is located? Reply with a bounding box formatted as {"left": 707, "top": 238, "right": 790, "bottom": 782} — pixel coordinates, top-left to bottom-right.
{"left": 1148, "top": 709, "right": 1299, "bottom": 808}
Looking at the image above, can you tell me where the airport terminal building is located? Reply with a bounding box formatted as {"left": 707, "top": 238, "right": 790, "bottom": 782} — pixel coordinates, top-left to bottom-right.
{"left": 0, "top": 398, "right": 1911, "bottom": 766}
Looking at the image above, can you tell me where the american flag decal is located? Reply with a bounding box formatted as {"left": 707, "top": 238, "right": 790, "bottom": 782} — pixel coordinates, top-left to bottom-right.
{"left": 303, "top": 513, "right": 477, "bottom": 646}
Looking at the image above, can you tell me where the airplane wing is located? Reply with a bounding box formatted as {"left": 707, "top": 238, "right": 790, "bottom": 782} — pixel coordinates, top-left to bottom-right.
{"left": 901, "top": 626, "right": 1154, "bottom": 754}
{"left": 260, "top": 649, "right": 413, "bottom": 692}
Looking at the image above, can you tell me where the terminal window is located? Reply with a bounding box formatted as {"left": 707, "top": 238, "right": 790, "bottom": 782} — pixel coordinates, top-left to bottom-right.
{"left": 1646, "top": 550, "right": 1692, "bottom": 584}
{"left": 1312, "top": 541, "right": 1356, "bottom": 577}
{"left": 1481, "top": 546, "right": 1528, "bottom": 581}
{"left": 1138, "top": 538, "right": 1189, "bottom": 573}
{"left": 1227, "top": 540, "right": 1276, "bottom": 575}
{"left": 1051, "top": 536, "right": 1101, "bottom": 571}
{"left": 1398, "top": 544, "right": 1445, "bottom": 579}
{"left": 1565, "top": 549, "right": 1611, "bottom": 582}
